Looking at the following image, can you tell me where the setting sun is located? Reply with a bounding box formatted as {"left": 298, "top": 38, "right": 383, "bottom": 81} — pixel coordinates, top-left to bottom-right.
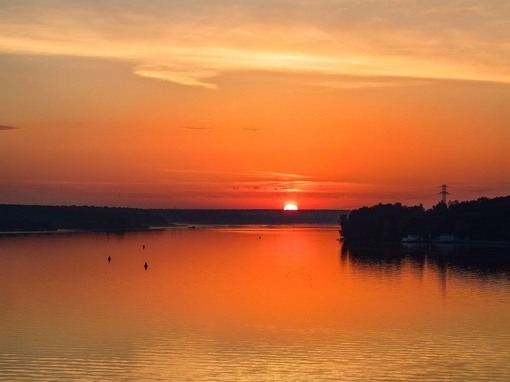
{"left": 284, "top": 204, "right": 298, "bottom": 211}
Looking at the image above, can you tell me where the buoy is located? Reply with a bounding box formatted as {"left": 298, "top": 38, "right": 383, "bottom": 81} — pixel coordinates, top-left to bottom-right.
{"left": 108, "top": 256, "right": 111, "bottom": 263}
{"left": 144, "top": 262, "right": 148, "bottom": 270}
{"left": 143, "top": 245, "right": 145, "bottom": 249}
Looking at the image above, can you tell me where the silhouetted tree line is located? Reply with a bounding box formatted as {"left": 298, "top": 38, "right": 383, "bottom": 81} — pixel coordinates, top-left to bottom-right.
{"left": 0, "top": 205, "right": 168, "bottom": 231}
{"left": 339, "top": 196, "right": 510, "bottom": 242}
{"left": 0, "top": 205, "right": 348, "bottom": 231}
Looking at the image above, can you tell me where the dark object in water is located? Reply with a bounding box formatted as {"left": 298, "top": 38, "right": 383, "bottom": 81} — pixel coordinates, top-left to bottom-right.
{"left": 144, "top": 262, "right": 148, "bottom": 270}
{"left": 108, "top": 256, "right": 111, "bottom": 263}
{"left": 143, "top": 245, "right": 145, "bottom": 249}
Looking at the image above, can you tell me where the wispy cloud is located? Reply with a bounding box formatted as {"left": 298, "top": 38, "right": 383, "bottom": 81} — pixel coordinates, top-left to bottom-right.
{"left": 158, "top": 168, "right": 309, "bottom": 180}
{"left": 1, "top": 1, "right": 510, "bottom": 89}
{"left": 311, "top": 77, "right": 428, "bottom": 89}
{"left": 134, "top": 64, "right": 219, "bottom": 90}
{"left": 178, "top": 126, "right": 217, "bottom": 130}
{"left": 0, "top": 125, "right": 17, "bottom": 131}
{"left": 238, "top": 127, "right": 263, "bottom": 132}
{"left": 177, "top": 124, "right": 260, "bottom": 132}
{"left": 248, "top": 170, "right": 309, "bottom": 180}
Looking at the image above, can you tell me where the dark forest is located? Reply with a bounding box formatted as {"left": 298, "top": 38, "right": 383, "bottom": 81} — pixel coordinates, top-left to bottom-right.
{"left": 340, "top": 196, "right": 510, "bottom": 242}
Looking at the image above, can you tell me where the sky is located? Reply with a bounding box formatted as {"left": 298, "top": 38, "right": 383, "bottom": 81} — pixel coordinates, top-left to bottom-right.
{"left": 1, "top": 0, "right": 509, "bottom": 209}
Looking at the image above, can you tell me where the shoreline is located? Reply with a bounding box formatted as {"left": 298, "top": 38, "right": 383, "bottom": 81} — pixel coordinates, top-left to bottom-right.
{"left": 0, "top": 223, "right": 341, "bottom": 236}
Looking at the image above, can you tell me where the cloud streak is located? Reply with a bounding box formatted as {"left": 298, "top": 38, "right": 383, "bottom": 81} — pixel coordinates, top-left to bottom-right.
{"left": 178, "top": 126, "right": 217, "bottom": 130}
{"left": 0, "top": 125, "right": 17, "bottom": 131}
{"left": 159, "top": 168, "right": 309, "bottom": 181}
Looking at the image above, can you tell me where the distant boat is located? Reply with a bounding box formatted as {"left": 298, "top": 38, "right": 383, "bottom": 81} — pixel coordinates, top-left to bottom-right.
{"left": 401, "top": 234, "right": 423, "bottom": 242}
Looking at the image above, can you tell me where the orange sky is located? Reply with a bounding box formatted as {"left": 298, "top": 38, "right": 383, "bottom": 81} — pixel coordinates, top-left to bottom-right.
{"left": 1, "top": 1, "right": 509, "bottom": 209}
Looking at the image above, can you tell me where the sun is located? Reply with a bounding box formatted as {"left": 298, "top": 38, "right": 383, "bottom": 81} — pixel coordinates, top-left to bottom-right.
{"left": 283, "top": 203, "right": 298, "bottom": 211}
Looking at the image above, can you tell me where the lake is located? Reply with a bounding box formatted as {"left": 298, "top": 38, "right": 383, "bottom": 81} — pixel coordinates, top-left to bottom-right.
{"left": 1, "top": 227, "right": 510, "bottom": 381}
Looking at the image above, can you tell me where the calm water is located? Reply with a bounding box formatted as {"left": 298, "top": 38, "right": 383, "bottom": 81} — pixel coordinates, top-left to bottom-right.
{"left": 1, "top": 227, "right": 510, "bottom": 381}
